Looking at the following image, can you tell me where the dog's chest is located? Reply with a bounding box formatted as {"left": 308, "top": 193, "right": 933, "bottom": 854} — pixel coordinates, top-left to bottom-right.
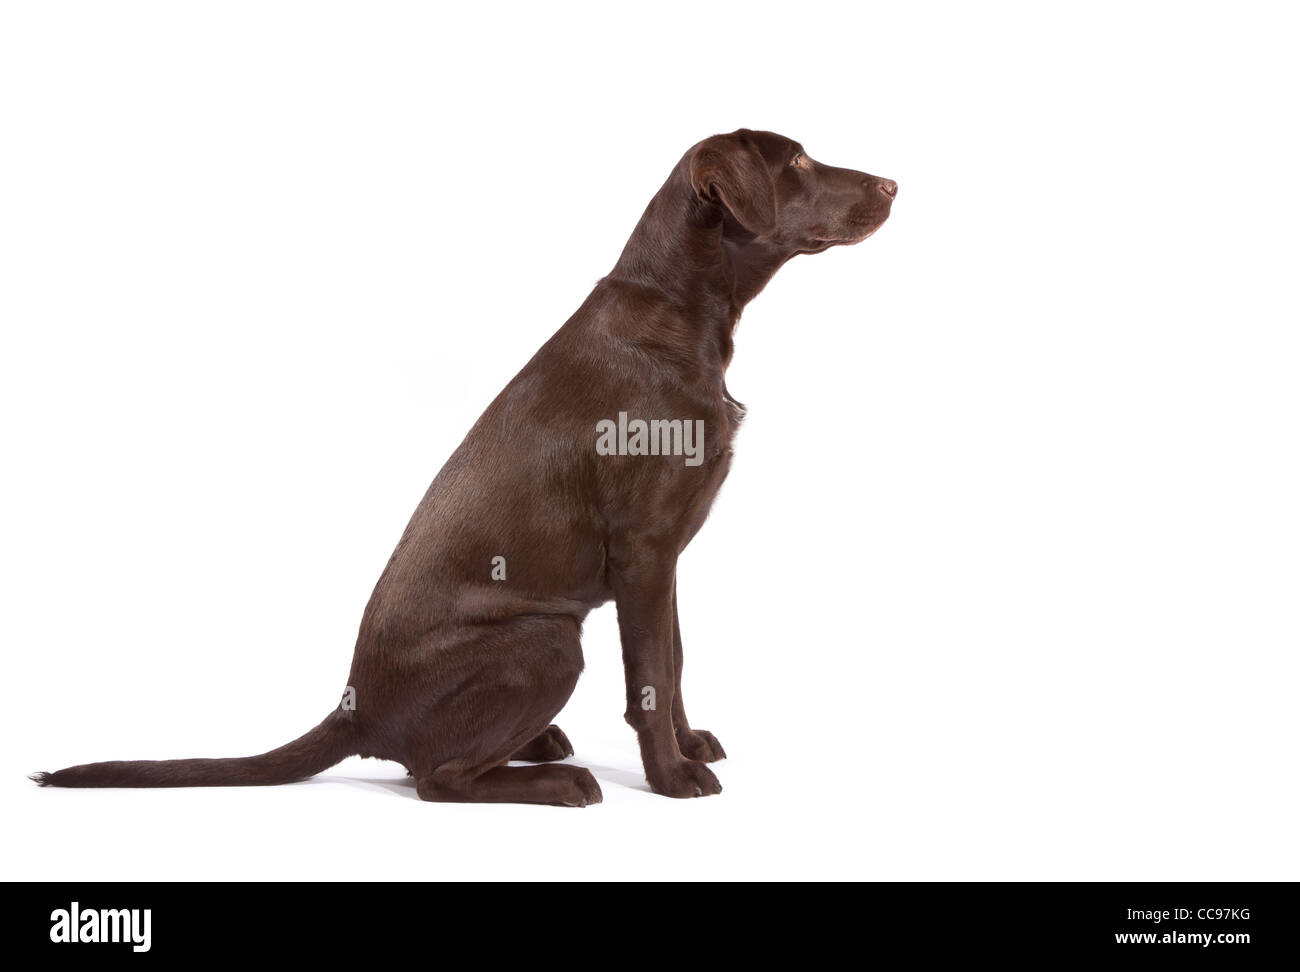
{"left": 669, "top": 387, "right": 743, "bottom": 546}
{"left": 722, "top": 385, "right": 747, "bottom": 433}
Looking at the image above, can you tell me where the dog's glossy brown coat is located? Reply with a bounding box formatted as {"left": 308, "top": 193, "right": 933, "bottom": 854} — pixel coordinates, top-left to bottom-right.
{"left": 36, "top": 130, "right": 895, "bottom": 805}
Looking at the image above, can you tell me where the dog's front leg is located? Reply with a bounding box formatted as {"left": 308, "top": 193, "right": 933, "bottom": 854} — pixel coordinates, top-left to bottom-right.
{"left": 671, "top": 589, "right": 727, "bottom": 764}
{"left": 610, "top": 542, "right": 722, "bottom": 798}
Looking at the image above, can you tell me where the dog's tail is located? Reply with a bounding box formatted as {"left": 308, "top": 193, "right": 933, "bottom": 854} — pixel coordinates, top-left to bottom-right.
{"left": 30, "top": 710, "right": 357, "bottom": 789}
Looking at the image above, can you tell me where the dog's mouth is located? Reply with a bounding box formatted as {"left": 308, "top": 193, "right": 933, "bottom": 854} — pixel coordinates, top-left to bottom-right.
{"left": 844, "top": 202, "right": 891, "bottom": 238}
{"left": 798, "top": 201, "right": 890, "bottom": 251}
{"left": 807, "top": 225, "right": 879, "bottom": 251}
{"left": 798, "top": 237, "right": 844, "bottom": 254}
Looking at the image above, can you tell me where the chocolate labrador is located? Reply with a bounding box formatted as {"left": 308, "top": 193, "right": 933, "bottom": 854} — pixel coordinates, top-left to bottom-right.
{"left": 35, "top": 129, "right": 896, "bottom": 805}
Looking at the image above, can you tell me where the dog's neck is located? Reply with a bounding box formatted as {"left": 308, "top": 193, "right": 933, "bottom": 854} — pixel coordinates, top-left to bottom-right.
{"left": 608, "top": 162, "right": 793, "bottom": 369}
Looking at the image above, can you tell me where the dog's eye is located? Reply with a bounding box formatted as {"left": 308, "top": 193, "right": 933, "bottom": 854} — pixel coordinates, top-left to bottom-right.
{"left": 790, "top": 153, "right": 811, "bottom": 170}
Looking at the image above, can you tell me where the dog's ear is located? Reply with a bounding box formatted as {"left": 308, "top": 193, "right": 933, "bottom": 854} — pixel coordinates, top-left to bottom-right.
{"left": 688, "top": 133, "right": 776, "bottom": 237}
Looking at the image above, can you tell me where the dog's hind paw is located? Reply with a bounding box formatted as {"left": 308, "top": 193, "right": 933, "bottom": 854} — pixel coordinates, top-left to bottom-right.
{"left": 562, "top": 767, "right": 604, "bottom": 808}
{"left": 510, "top": 724, "right": 575, "bottom": 763}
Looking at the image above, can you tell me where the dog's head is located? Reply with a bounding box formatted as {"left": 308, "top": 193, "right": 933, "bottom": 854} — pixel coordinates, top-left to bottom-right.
{"left": 688, "top": 129, "right": 895, "bottom": 252}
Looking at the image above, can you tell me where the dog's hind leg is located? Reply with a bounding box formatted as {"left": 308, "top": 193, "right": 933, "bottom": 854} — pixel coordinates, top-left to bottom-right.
{"left": 417, "top": 762, "right": 601, "bottom": 806}
{"left": 404, "top": 615, "right": 600, "bottom": 807}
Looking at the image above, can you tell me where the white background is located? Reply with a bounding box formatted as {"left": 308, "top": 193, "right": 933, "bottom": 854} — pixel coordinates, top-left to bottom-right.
{"left": 3, "top": 1, "right": 1297, "bottom": 881}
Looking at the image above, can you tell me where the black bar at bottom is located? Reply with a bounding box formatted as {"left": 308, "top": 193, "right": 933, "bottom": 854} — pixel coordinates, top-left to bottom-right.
{"left": 7, "top": 881, "right": 1294, "bottom": 960}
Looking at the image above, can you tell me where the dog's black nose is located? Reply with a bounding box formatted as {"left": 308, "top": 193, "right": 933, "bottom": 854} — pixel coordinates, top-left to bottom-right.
{"left": 876, "top": 178, "right": 898, "bottom": 199}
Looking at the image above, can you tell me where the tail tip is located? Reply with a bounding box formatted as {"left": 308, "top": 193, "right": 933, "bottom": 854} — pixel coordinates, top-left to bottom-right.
{"left": 30, "top": 771, "right": 53, "bottom": 787}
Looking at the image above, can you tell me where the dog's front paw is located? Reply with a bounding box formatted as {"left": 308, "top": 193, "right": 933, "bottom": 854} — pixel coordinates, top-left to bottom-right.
{"left": 677, "top": 728, "right": 726, "bottom": 763}
{"left": 647, "top": 758, "right": 722, "bottom": 799}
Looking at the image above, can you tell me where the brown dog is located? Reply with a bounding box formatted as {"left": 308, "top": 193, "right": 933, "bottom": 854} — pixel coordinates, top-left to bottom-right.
{"left": 34, "top": 130, "right": 896, "bottom": 805}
